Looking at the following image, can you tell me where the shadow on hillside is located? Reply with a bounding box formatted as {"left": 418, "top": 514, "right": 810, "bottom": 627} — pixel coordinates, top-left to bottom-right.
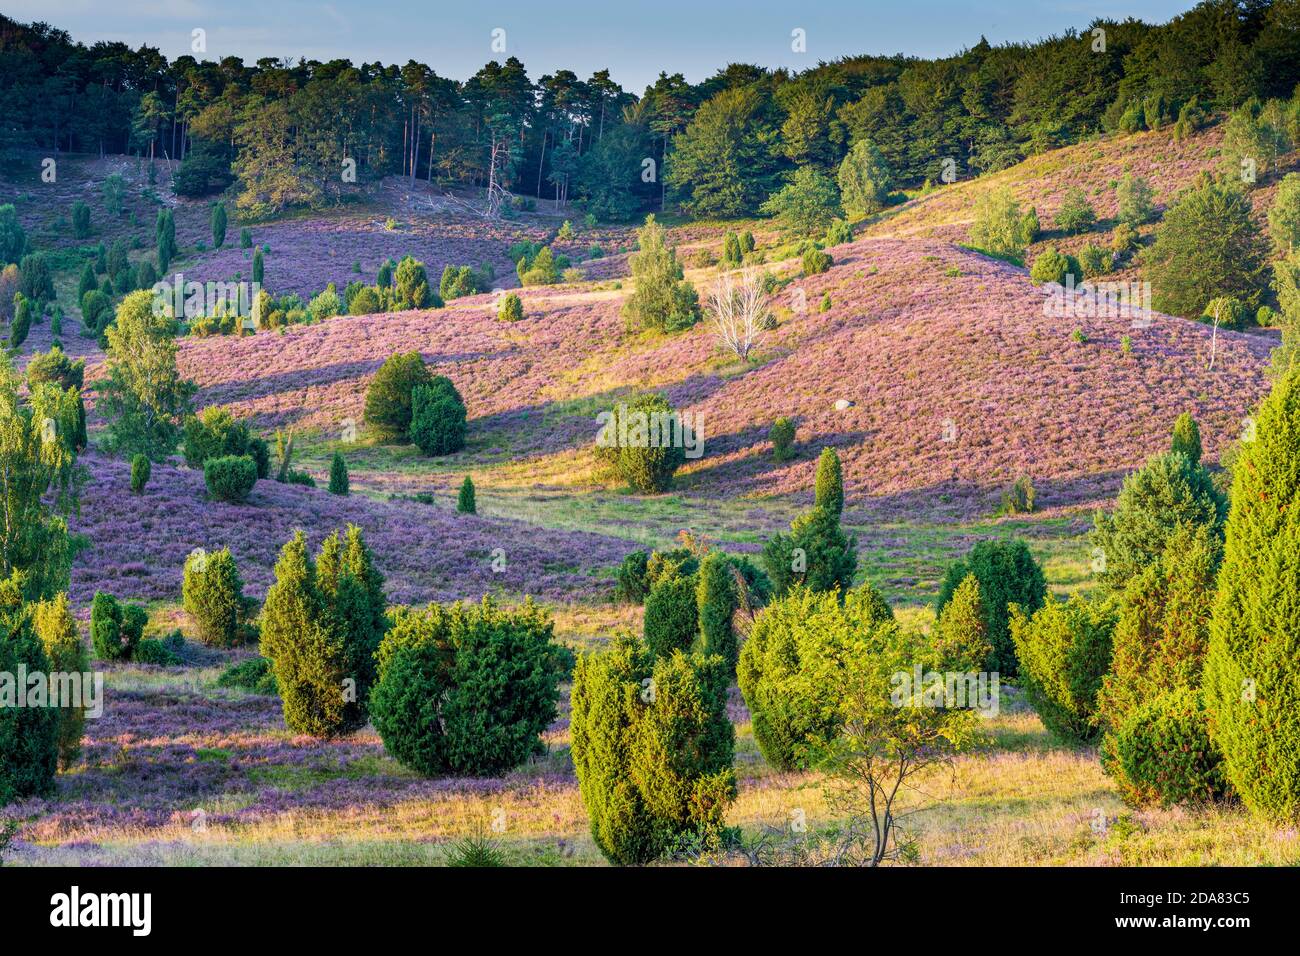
{"left": 465, "top": 372, "right": 739, "bottom": 457}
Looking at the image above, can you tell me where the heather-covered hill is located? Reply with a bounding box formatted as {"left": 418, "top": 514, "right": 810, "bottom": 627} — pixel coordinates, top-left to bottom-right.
{"left": 864, "top": 122, "right": 1298, "bottom": 284}
{"left": 67, "top": 453, "right": 633, "bottom": 608}
{"left": 158, "top": 233, "right": 1271, "bottom": 522}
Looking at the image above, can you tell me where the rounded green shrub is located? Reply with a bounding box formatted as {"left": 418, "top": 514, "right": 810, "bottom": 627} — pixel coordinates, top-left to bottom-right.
{"left": 1112, "top": 688, "right": 1227, "bottom": 808}
{"left": 1029, "top": 247, "right": 1082, "bottom": 286}
{"left": 183, "top": 548, "right": 246, "bottom": 647}
{"left": 1201, "top": 296, "right": 1248, "bottom": 331}
{"left": 593, "top": 392, "right": 688, "bottom": 494}
{"left": 135, "top": 637, "right": 184, "bottom": 666}
{"left": 614, "top": 550, "right": 651, "bottom": 604}
{"left": 217, "top": 657, "right": 278, "bottom": 695}
{"left": 364, "top": 351, "right": 433, "bottom": 442}
{"left": 369, "top": 598, "right": 562, "bottom": 776}
{"left": 183, "top": 407, "right": 256, "bottom": 467}
{"left": 498, "top": 292, "right": 523, "bottom": 322}
{"left": 737, "top": 584, "right": 895, "bottom": 771}
{"left": 570, "top": 634, "right": 735, "bottom": 865}
{"left": 1009, "top": 595, "right": 1116, "bottom": 745}
{"left": 348, "top": 286, "right": 381, "bottom": 315}
{"left": 204, "top": 454, "right": 257, "bottom": 503}
{"left": 410, "top": 376, "right": 467, "bottom": 456}
{"left": 643, "top": 574, "right": 698, "bottom": 659}
{"left": 801, "top": 247, "right": 832, "bottom": 276}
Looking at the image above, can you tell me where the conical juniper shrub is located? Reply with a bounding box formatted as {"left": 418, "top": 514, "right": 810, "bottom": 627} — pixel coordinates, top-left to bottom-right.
{"left": 32, "top": 592, "right": 89, "bottom": 770}
{"left": 369, "top": 598, "right": 562, "bottom": 776}
{"left": 643, "top": 573, "right": 698, "bottom": 659}
{"left": 182, "top": 547, "right": 246, "bottom": 647}
{"left": 933, "top": 573, "right": 993, "bottom": 673}
{"left": 1204, "top": 368, "right": 1300, "bottom": 820}
{"left": 935, "top": 538, "right": 1045, "bottom": 676}
{"left": 570, "top": 634, "right": 735, "bottom": 865}
{"left": 813, "top": 447, "right": 843, "bottom": 517}
{"left": 737, "top": 584, "right": 894, "bottom": 771}
{"left": 696, "top": 551, "right": 739, "bottom": 675}
{"left": 1096, "top": 523, "right": 1228, "bottom": 806}
{"left": 1088, "top": 451, "right": 1225, "bottom": 595}
{"left": 1009, "top": 595, "right": 1116, "bottom": 745}
{"left": 761, "top": 505, "right": 857, "bottom": 599}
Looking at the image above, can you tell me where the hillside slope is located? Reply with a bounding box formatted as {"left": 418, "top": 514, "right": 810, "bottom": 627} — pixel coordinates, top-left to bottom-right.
{"left": 157, "top": 233, "right": 1270, "bottom": 521}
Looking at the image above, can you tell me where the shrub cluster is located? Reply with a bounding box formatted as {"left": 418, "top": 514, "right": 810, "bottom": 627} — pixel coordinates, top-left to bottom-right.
{"left": 204, "top": 454, "right": 258, "bottom": 503}
{"left": 935, "top": 538, "right": 1046, "bottom": 676}
{"left": 90, "top": 591, "right": 147, "bottom": 661}
{"left": 570, "top": 634, "right": 735, "bottom": 865}
{"left": 259, "top": 526, "right": 386, "bottom": 737}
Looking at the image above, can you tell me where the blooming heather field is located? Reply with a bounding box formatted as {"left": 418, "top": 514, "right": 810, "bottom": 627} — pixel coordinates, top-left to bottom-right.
{"left": 12, "top": 669, "right": 1296, "bottom": 866}
{"left": 4, "top": 117, "right": 1295, "bottom": 869}
{"left": 158, "top": 234, "right": 1271, "bottom": 522}
{"left": 66, "top": 453, "right": 633, "bottom": 608}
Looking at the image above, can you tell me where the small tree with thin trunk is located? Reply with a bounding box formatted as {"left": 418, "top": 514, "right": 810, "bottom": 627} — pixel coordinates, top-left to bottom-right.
{"left": 706, "top": 267, "right": 769, "bottom": 361}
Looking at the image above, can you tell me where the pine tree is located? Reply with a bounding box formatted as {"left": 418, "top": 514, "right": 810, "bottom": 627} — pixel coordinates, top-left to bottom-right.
{"left": 1204, "top": 368, "right": 1300, "bottom": 820}
{"left": 457, "top": 476, "right": 476, "bottom": 514}
{"left": 328, "top": 452, "right": 349, "bottom": 495}
{"left": 814, "top": 447, "right": 843, "bottom": 517}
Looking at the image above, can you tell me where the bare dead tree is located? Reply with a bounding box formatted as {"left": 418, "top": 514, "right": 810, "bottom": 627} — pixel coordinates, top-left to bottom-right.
{"left": 707, "top": 267, "right": 770, "bottom": 362}
{"left": 440, "top": 137, "right": 515, "bottom": 220}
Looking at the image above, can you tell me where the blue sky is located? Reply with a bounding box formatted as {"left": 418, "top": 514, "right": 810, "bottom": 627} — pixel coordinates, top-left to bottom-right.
{"left": 14, "top": 0, "right": 1195, "bottom": 92}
